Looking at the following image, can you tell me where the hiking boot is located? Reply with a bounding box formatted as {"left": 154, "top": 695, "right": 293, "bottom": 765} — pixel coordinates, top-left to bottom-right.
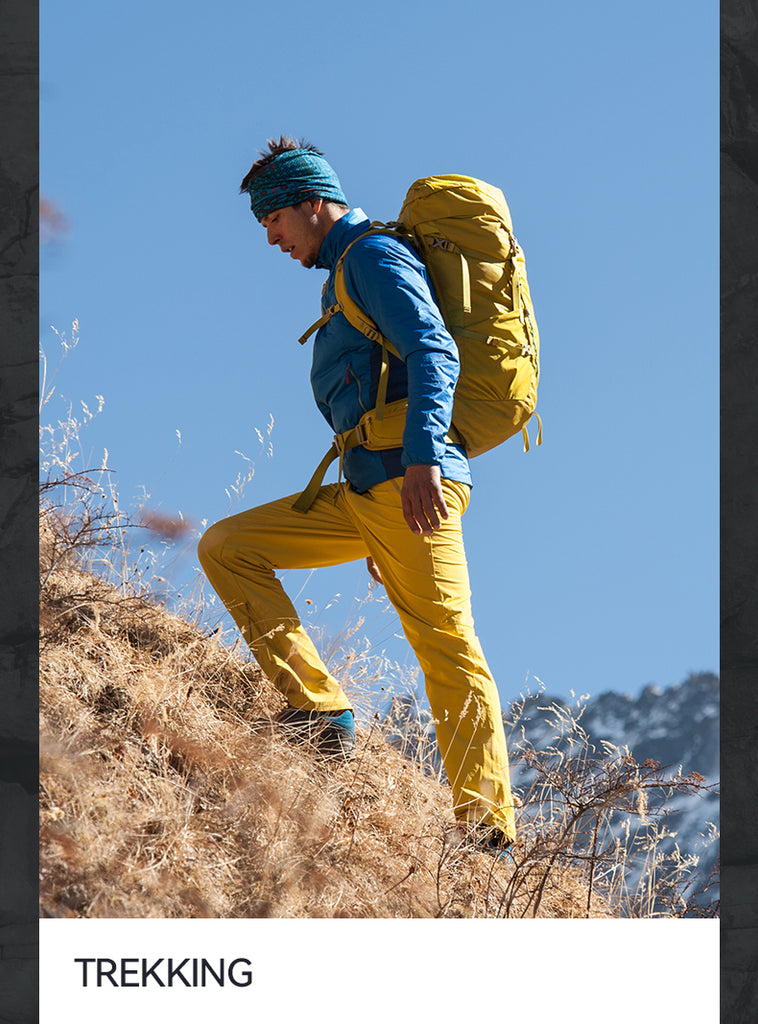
{"left": 473, "top": 826, "right": 515, "bottom": 863}
{"left": 272, "top": 706, "right": 356, "bottom": 761}
{"left": 445, "top": 823, "right": 515, "bottom": 864}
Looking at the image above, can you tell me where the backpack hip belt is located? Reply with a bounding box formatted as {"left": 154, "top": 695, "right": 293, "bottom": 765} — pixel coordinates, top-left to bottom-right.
{"left": 291, "top": 397, "right": 463, "bottom": 513}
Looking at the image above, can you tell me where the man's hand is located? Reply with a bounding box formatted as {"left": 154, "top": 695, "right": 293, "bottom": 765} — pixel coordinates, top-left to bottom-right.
{"left": 401, "top": 464, "right": 449, "bottom": 536}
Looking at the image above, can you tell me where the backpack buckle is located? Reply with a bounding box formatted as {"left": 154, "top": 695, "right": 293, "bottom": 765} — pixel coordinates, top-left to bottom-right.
{"left": 431, "top": 236, "right": 457, "bottom": 252}
{"left": 333, "top": 420, "right": 368, "bottom": 457}
{"left": 353, "top": 421, "right": 370, "bottom": 446}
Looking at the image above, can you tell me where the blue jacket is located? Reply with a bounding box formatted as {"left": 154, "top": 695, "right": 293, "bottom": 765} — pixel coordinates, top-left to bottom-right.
{"left": 312, "top": 208, "right": 471, "bottom": 494}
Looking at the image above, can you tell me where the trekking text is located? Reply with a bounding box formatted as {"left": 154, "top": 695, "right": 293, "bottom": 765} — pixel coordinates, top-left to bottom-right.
{"left": 74, "top": 957, "right": 254, "bottom": 988}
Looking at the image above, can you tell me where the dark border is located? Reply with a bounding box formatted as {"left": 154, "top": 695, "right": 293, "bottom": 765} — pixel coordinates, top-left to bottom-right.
{"left": 0, "top": 2, "right": 40, "bottom": 1021}
{"left": 0, "top": 2, "right": 743, "bottom": 1019}
{"left": 721, "top": 0, "right": 758, "bottom": 1018}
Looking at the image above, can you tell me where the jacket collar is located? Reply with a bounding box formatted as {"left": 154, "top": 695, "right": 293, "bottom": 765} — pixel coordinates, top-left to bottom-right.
{"left": 316, "top": 207, "right": 370, "bottom": 270}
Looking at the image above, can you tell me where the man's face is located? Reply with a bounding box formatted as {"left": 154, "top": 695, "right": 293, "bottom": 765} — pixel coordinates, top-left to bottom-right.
{"left": 261, "top": 201, "right": 325, "bottom": 268}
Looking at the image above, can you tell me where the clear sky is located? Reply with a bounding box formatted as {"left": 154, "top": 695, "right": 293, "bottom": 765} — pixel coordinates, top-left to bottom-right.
{"left": 40, "top": 0, "right": 719, "bottom": 709}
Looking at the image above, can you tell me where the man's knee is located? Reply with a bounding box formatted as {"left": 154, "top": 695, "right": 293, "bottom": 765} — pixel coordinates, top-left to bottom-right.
{"left": 198, "top": 516, "right": 270, "bottom": 574}
{"left": 197, "top": 519, "right": 229, "bottom": 567}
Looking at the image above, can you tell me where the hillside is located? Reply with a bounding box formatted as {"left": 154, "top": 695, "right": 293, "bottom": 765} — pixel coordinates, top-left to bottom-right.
{"left": 39, "top": 504, "right": 717, "bottom": 919}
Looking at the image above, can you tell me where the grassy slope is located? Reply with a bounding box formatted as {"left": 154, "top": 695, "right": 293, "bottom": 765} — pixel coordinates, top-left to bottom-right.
{"left": 39, "top": 508, "right": 600, "bottom": 920}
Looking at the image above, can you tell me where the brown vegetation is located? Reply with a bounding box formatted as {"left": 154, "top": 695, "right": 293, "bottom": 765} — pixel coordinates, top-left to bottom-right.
{"left": 39, "top": 494, "right": 717, "bottom": 920}
{"left": 39, "top": 502, "right": 589, "bottom": 918}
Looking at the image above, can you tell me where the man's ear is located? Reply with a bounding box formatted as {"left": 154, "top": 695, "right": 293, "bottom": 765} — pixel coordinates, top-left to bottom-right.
{"left": 308, "top": 197, "right": 324, "bottom": 214}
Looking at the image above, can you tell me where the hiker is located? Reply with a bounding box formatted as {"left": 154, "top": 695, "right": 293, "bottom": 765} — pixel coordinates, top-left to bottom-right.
{"left": 198, "top": 136, "right": 518, "bottom": 853}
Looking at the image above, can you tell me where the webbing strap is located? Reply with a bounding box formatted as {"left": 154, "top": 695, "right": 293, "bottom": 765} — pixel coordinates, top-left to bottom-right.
{"left": 505, "top": 230, "right": 521, "bottom": 319}
{"left": 330, "top": 240, "right": 401, "bottom": 425}
{"left": 534, "top": 412, "right": 543, "bottom": 446}
{"left": 291, "top": 445, "right": 340, "bottom": 512}
{"left": 455, "top": 327, "right": 493, "bottom": 342}
{"left": 375, "top": 344, "right": 389, "bottom": 421}
{"left": 521, "top": 413, "right": 543, "bottom": 453}
{"left": 298, "top": 303, "right": 342, "bottom": 346}
{"left": 511, "top": 260, "right": 521, "bottom": 318}
{"left": 291, "top": 424, "right": 370, "bottom": 513}
{"left": 460, "top": 252, "right": 471, "bottom": 314}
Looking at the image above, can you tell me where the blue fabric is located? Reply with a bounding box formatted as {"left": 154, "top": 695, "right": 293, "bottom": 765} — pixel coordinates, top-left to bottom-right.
{"left": 326, "top": 709, "right": 356, "bottom": 737}
{"left": 311, "top": 209, "right": 471, "bottom": 494}
{"left": 247, "top": 149, "right": 347, "bottom": 221}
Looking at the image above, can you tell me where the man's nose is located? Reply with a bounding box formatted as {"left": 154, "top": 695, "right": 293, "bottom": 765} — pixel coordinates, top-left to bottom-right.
{"left": 266, "top": 225, "right": 279, "bottom": 246}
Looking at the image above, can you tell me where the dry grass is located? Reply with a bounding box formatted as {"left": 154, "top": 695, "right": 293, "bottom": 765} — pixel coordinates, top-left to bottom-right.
{"left": 40, "top": 497, "right": 718, "bottom": 919}
{"left": 40, "top": 497, "right": 617, "bottom": 920}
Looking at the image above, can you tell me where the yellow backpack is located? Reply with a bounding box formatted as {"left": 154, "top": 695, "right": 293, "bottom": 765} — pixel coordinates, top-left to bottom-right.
{"left": 293, "top": 175, "right": 541, "bottom": 512}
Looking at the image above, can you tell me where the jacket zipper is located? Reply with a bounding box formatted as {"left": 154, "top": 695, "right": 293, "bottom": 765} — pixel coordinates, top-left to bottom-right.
{"left": 346, "top": 363, "right": 369, "bottom": 413}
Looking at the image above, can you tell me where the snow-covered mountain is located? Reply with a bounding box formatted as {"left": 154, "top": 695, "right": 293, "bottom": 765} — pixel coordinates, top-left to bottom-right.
{"left": 384, "top": 672, "right": 719, "bottom": 913}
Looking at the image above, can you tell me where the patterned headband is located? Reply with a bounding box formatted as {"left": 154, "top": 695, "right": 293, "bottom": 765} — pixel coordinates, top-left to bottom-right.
{"left": 247, "top": 149, "right": 348, "bottom": 221}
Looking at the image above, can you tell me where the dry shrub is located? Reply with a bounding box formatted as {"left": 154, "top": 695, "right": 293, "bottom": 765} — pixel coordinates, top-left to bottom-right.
{"left": 390, "top": 691, "right": 719, "bottom": 918}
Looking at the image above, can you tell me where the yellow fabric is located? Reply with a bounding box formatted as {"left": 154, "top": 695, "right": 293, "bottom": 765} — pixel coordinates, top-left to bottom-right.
{"left": 291, "top": 444, "right": 340, "bottom": 513}
{"left": 399, "top": 175, "right": 540, "bottom": 457}
{"left": 348, "top": 396, "right": 409, "bottom": 449}
{"left": 198, "top": 478, "right": 517, "bottom": 840}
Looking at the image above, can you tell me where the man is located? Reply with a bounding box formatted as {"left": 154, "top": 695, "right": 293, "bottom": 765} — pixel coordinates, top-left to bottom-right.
{"left": 198, "top": 136, "right": 517, "bottom": 852}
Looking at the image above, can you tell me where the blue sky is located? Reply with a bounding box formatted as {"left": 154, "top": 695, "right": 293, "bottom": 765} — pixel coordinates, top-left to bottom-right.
{"left": 40, "top": 0, "right": 719, "bottom": 709}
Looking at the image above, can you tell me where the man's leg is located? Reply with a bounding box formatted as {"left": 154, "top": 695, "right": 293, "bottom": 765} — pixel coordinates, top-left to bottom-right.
{"left": 344, "top": 478, "right": 517, "bottom": 842}
{"left": 198, "top": 484, "right": 369, "bottom": 712}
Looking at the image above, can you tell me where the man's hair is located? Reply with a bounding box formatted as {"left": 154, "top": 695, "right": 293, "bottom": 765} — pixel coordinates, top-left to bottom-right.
{"left": 239, "top": 136, "right": 322, "bottom": 194}
{"left": 239, "top": 136, "right": 349, "bottom": 212}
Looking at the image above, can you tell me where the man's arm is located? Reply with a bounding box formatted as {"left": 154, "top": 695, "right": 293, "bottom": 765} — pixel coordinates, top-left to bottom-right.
{"left": 344, "top": 235, "right": 460, "bottom": 537}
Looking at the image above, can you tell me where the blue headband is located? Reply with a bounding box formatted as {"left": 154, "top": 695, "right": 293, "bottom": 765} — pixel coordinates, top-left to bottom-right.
{"left": 247, "top": 149, "right": 348, "bottom": 221}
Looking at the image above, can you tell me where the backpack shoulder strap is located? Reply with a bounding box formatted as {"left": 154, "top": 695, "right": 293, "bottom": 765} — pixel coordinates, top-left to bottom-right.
{"left": 299, "top": 223, "right": 405, "bottom": 421}
{"left": 332, "top": 224, "right": 399, "bottom": 343}
{"left": 297, "top": 223, "right": 398, "bottom": 347}
{"left": 333, "top": 225, "right": 405, "bottom": 421}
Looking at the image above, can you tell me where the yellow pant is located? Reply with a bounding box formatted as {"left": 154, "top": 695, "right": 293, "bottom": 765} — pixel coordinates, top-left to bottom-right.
{"left": 198, "top": 478, "right": 516, "bottom": 841}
